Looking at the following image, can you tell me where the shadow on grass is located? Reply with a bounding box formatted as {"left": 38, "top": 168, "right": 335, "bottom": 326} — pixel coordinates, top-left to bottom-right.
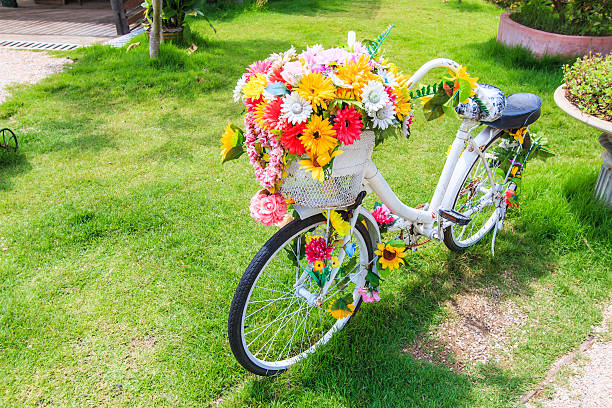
{"left": 443, "top": 0, "right": 487, "bottom": 13}
{"left": 0, "top": 150, "right": 31, "bottom": 192}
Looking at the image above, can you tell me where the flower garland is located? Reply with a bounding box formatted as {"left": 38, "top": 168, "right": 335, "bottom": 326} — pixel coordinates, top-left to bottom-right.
{"left": 244, "top": 112, "right": 285, "bottom": 190}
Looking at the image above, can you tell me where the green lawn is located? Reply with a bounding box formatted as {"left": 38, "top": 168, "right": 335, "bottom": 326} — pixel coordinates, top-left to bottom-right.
{"left": 0, "top": 0, "right": 610, "bottom": 406}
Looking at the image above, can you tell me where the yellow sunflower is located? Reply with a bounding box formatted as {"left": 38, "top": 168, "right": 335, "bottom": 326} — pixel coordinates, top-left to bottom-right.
{"left": 325, "top": 210, "right": 351, "bottom": 237}
{"left": 331, "top": 256, "right": 340, "bottom": 268}
{"left": 393, "top": 89, "right": 413, "bottom": 120}
{"left": 296, "top": 73, "right": 336, "bottom": 109}
{"left": 300, "top": 116, "right": 338, "bottom": 156}
{"left": 242, "top": 73, "right": 268, "bottom": 100}
{"left": 375, "top": 242, "right": 407, "bottom": 270}
{"left": 299, "top": 149, "right": 343, "bottom": 181}
{"left": 335, "top": 54, "right": 377, "bottom": 99}
{"left": 220, "top": 123, "right": 236, "bottom": 160}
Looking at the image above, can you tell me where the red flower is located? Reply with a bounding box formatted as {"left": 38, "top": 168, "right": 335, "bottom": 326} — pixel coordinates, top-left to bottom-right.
{"left": 372, "top": 205, "right": 394, "bottom": 225}
{"left": 333, "top": 106, "right": 363, "bottom": 146}
{"left": 504, "top": 190, "right": 519, "bottom": 209}
{"left": 244, "top": 96, "right": 263, "bottom": 112}
{"left": 305, "top": 237, "right": 333, "bottom": 264}
{"left": 263, "top": 98, "right": 284, "bottom": 130}
{"left": 267, "top": 67, "right": 286, "bottom": 84}
{"left": 385, "top": 86, "right": 397, "bottom": 103}
{"left": 280, "top": 123, "right": 307, "bottom": 155}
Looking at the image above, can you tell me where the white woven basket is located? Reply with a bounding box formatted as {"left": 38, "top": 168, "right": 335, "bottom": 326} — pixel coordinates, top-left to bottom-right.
{"left": 280, "top": 130, "right": 375, "bottom": 208}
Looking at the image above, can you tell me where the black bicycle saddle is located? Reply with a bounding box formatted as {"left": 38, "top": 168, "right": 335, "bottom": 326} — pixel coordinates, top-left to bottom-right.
{"left": 482, "top": 93, "right": 542, "bottom": 129}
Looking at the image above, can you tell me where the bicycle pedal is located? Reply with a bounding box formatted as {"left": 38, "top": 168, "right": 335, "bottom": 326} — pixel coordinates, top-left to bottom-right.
{"left": 438, "top": 209, "right": 471, "bottom": 226}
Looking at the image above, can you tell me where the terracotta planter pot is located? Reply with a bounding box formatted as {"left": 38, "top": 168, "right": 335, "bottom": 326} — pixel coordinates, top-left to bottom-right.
{"left": 554, "top": 85, "right": 612, "bottom": 206}
{"left": 497, "top": 12, "right": 612, "bottom": 58}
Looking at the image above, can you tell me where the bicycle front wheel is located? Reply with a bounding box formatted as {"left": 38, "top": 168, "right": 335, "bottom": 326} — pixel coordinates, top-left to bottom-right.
{"left": 443, "top": 133, "right": 518, "bottom": 251}
{"left": 228, "top": 213, "right": 373, "bottom": 376}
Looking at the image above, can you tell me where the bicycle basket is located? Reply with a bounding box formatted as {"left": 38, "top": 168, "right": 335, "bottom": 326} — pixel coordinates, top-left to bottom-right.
{"left": 280, "top": 130, "right": 375, "bottom": 208}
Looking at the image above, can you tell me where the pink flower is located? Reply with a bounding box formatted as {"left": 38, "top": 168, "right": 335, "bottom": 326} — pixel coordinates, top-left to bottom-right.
{"left": 358, "top": 287, "right": 381, "bottom": 303}
{"left": 281, "top": 61, "right": 308, "bottom": 87}
{"left": 249, "top": 191, "right": 287, "bottom": 226}
{"left": 305, "top": 237, "right": 333, "bottom": 264}
{"left": 247, "top": 59, "right": 273, "bottom": 77}
{"left": 372, "top": 204, "right": 394, "bottom": 225}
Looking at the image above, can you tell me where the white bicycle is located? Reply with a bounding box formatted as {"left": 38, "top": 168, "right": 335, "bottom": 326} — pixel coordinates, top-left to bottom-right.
{"left": 227, "top": 58, "right": 542, "bottom": 376}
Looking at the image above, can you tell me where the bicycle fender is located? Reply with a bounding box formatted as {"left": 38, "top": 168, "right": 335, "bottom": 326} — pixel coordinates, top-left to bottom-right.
{"left": 356, "top": 206, "right": 381, "bottom": 247}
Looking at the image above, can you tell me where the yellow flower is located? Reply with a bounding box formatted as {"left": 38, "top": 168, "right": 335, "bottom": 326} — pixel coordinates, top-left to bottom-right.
{"left": 220, "top": 123, "right": 236, "bottom": 160}
{"left": 296, "top": 72, "right": 336, "bottom": 109}
{"left": 336, "top": 89, "right": 356, "bottom": 100}
{"left": 374, "top": 242, "right": 407, "bottom": 270}
{"left": 393, "top": 89, "right": 412, "bottom": 120}
{"left": 325, "top": 210, "right": 351, "bottom": 237}
{"left": 253, "top": 101, "right": 268, "bottom": 129}
{"left": 331, "top": 256, "right": 340, "bottom": 268}
{"left": 298, "top": 149, "right": 343, "bottom": 182}
{"left": 387, "top": 63, "right": 411, "bottom": 89}
{"left": 510, "top": 127, "right": 526, "bottom": 144}
{"left": 242, "top": 73, "right": 268, "bottom": 100}
{"left": 335, "top": 54, "right": 377, "bottom": 98}
{"left": 300, "top": 116, "right": 338, "bottom": 156}
{"left": 446, "top": 65, "right": 478, "bottom": 103}
{"left": 327, "top": 296, "right": 355, "bottom": 320}
{"left": 313, "top": 260, "right": 325, "bottom": 272}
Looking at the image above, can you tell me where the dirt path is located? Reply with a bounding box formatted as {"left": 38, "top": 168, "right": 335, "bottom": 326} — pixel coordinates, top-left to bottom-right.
{"left": 0, "top": 48, "right": 71, "bottom": 104}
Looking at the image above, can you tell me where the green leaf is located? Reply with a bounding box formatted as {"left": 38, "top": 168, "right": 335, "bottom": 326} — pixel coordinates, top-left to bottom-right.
{"left": 457, "top": 78, "right": 472, "bottom": 104}
{"left": 387, "top": 239, "right": 405, "bottom": 249}
{"left": 340, "top": 256, "right": 357, "bottom": 277}
{"left": 365, "top": 269, "right": 380, "bottom": 288}
{"left": 222, "top": 146, "right": 244, "bottom": 163}
{"left": 367, "top": 24, "right": 395, "bottom": 58}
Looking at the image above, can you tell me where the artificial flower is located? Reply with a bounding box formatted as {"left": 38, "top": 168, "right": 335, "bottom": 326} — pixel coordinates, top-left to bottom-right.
{"left": 344, "top": 242, "right": 356, "bottom": 258}
{"left": 249, "top": 190, "right": 287, "bottom": 226}
{"left": 327, "top": 295, "right": 355, "bottom": 319}
{"left": 331, "top": 256, "right": 340, "bottom": 268}
{"left": 335, "top": 54, "right": 377, "bottom": 98}
{"left": 333, "top": 106, "right": 363, "bottom": 145}
{"left": 446, "top": 65, "right": 478, "bottom": 103}
{"left": 299, "top": 149, "right": 342, "bottom": 181}
{"left": 369, "top": 103, "right": 396, "bottom": 130}
{"left": 336, "top": 88, "right": 356, "bottom": 100}
{"left": 220, "top": 123, "right": 237, "bottom": 161}
{"left": 313, "top": 260, "right": 325, "bottom": 272}
{"left": 300, "top": 116, "right": 338, "bottom": 156}
{"left": 247, "top": 59, "right": 273, "bottom": 77}
{"left": 263, "top": 98, "right": 284, "bottom": 130}
{"left": 296, "top": 73, "right": 336, "bottom": 109}
{"left": 377, "top": 69, "right": 399, "bottom": 88}
{"left": 375, "top": 242, "right": 406, "bottom": 270}
{"left": 357, "top": 287, "right": 381, "bottom": 303}
{"left": 253, "top": 101, "right": 268, "bottom": 129}
{"left": 371, "top": 204, "right": 394, "bottom": 225}
{"left": 394, "top": 91, "right": 413, "bottom": 120}
{"left": 361, "top": 80, "right": 390, "bottom": 113}
{"left": 504, "top": 190, "right": 519, "bottom": 209}
{"left": 325, "top": 210, "right": 351, "bottom": 236}
{"left": 242, "top": 73, "right": 269, "bottom": 100}
{"left": 510, "top": 160, "right": 522, "bottom": 178}
{"left": 305, "top": 236, "right": 333, "bottom": 263}
{"left": 510, "top": 127, "right": 527, "bottom": 145}
{"left": 281, "top": 60, "right": 308, "bottom": 87}
{"left": 281, "top": 92, "right": 313, "bottom": 124}
{"left": 233, "top": 75, "right": 247, "bottom": 103}
{"left": 280, "top": 122, "right": 307, "bottom": 155}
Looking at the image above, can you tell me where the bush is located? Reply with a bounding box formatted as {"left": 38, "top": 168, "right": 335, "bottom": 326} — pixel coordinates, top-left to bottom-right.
{"left": 563, "top": 53, "right": 612, "bottom": 121}
{"left": 508, "top": 0, "right": 611, "bottom": 36}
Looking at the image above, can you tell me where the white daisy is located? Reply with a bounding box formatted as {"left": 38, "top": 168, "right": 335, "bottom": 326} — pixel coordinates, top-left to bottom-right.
{"left": 370, "top": 103, "right": 396, "bottom": 130}
{"left": 233, "top": 75, "right": 247, "bottom": 103}
{"left": 361, "top": 80, "right": 390, "bottom": 113}
{"left": 281, "top": 92, "right": 313, "bottom": 124}
{"left": 377, "top": 69, "right": 398, "bottom": 88}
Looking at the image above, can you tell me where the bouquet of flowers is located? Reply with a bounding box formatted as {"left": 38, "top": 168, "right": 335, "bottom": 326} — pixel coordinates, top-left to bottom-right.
{"left": 221, "top": 26, "right": 415, "bottom": 225}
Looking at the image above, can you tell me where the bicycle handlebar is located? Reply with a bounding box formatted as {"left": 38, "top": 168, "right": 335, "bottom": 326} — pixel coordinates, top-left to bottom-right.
{"left": 405, "top": 58, "right": 478, "bottom": 91}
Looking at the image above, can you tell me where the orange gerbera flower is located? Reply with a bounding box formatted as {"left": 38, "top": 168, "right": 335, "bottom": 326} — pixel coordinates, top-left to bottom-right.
{"left": 296, "top": 73, "right": 336, "bottom": 110}
{"left": 300, "top": 116, "right": 338, "bottom": 156}
{"left": 336, "top": 54, "right": 377, "bottom": 99}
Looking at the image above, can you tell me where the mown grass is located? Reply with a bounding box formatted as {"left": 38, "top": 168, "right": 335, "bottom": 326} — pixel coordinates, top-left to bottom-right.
{"left": 0, "top": 0, "right": 610, "bottom": 406}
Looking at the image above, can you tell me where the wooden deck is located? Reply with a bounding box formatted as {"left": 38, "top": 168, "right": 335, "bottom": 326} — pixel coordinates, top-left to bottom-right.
{"left": 0, "top": 1, "right": 117, "bottom": 45}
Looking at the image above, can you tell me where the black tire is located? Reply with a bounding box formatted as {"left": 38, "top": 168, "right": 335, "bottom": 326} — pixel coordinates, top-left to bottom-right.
{"left": 228, "top": 213, "right": 373, "bottom": 376}
{"left": 443, "top": 132, "right": 515, "bottom": 251}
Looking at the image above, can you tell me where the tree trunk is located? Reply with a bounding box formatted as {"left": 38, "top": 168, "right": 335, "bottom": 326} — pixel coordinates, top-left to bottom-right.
{"left": 149, "top": 0, "right": 161, "bottom": 59}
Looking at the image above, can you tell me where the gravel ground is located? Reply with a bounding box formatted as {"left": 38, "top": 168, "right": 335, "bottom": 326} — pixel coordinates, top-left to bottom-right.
{"left": 527, "top": 304, "right": 612, "bottom": 408}
{"left": 0, "top": 49, "right": 71, "bottom": 104}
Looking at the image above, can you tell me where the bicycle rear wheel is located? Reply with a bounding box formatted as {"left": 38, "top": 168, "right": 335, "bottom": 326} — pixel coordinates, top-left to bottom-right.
{"left": 228, "top": 213, "right": 373, "bottom": 376}
{"left": 443, "top": 133, "right": 518, "bottom": 251}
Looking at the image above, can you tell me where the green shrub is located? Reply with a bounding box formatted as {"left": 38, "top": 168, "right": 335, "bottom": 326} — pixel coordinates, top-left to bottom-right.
{"left": 563, "top": 53, "right": 612, "bottom": 121}
{"left": 501, "top": 0, "right": 611, "bottom": 36}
